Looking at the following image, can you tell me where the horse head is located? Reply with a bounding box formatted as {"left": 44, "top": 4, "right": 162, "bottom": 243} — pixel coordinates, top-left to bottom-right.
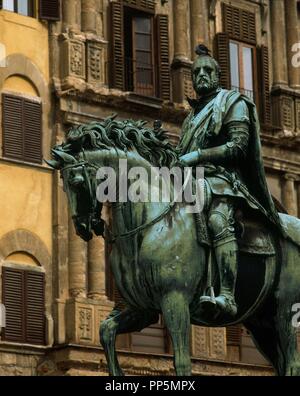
{"left": 46, "top": 147, "right": 104, "bottom": 242}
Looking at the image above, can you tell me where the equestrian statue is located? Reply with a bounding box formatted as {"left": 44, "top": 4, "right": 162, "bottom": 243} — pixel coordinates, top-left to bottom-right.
{"left": 46, "top": 45, "right": 300, "bottom": 376}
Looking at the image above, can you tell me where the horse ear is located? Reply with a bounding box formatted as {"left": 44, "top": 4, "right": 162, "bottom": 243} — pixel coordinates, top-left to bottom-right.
{"left": 44, "top": 159, "right": 61, "bottom": 169}
{"left": 52, "top": 149, "right": 76, "bottom": 164}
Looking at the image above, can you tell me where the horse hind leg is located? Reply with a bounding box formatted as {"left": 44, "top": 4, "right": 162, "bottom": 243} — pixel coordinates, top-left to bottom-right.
{"left": 245, "top": 314, "right": 300, "bottom": 376}
{"left": 100, "top": 307, "right": 159, "bottom": 376}
{"left": 244, "top": 320, "right": 285, "bottom": 375}
{"left": 161, "top": 291, "right": 191, "bottom": 376}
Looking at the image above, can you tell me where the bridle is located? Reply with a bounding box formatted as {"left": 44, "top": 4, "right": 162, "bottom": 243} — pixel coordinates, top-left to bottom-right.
{"left": 61, "top": 160, "right": 101, "bottom": 236}
{"left": 61, "top": 157, "right": 192, "bottom": 244}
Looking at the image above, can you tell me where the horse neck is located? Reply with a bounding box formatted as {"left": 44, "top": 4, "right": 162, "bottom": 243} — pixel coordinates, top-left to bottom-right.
{"left": 86, "top": 148, "right": 172, "bottom": 240}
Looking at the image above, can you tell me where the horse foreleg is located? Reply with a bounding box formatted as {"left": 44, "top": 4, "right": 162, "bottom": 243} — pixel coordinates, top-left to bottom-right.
{"left": 161, "top": 292, "right": 191, "bottom": 376}
{"left": 100, "top": 308, "right": 159, "bottom": 376}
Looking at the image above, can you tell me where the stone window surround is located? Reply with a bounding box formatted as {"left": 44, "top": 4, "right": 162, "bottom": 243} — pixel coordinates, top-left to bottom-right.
{"left": 0, "top": 53, "right": 51, "bottom": 167}
{"left": 0, "top": 229, "right": 53, "bottom": 347}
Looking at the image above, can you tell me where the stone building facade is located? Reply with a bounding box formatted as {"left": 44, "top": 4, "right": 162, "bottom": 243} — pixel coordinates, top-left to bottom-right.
{"left": 0, "top": 0, "right": 299, "bottom": 376}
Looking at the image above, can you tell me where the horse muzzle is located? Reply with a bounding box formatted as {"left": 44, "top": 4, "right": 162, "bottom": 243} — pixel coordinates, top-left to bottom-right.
{"left": 73, "top": 215, "right": 93, "bottom": 241}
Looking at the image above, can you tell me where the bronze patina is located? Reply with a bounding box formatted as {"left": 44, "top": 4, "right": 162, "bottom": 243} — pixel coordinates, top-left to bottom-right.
{"left": 47, "top": 46, "right": 300, "bottom": 376}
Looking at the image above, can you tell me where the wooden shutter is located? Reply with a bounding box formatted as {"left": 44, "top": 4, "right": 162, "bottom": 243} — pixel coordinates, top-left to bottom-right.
{"left": 110, "top": 1, "right": 125, "bottom": 91}
{"left": 223, "top": 3, "right": 256, "bottom": 44}
{"left": 24, "top": 100, "right": 42, "bottom": 164}
{"left": 2, "top": 94, "right": 42, "bottom": 163}
{"left": 25, "top": 271, "right": 45, "bottom": 345}
{"left": 139, "top": 0, "right": 155, "bottom": 11}
{"left": 2, "top": 95, "right": 23, "bottom": 160}
{"left": 215, "top": 33, "right": 231, "bottom": 90}
{"left": 257, "top": 45, "right": 271, "bottom": 126}
{"left": 39, "top": 0, "right": 60, "bottom": 21}
{"left": 123, "top": 0, "right": 155, "bottom": 11}
{"left": 2, "top": 267, "right": 24, "bottom": 342}
{"left": 2, "top": 267, "right": 45, "bottom": 345}
{"left": 156, "top": 14, "right": 170, "bottom": 100}
{"left": 226, "top": 325, "right": 242, "bottom": 346}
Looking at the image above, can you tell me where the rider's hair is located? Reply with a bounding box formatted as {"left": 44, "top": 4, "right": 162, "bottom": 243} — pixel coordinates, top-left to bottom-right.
{"left": 194, "top": 44, "right": 221, "bottom": 78}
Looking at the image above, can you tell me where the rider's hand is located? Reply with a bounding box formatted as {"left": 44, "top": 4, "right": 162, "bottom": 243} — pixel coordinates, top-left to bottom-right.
{"left": 178, "top": 150, "right": 201, "bottom": 167}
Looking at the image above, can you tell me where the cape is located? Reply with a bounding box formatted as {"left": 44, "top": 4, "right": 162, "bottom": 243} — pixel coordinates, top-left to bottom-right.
{"left": 178, "top": 89, "right": 285, "bottom": 236}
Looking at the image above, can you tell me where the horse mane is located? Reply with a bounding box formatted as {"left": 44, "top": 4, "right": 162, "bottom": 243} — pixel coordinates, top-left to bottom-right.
{"left": 61, "top": 115, "right": 178, "bottom": 167}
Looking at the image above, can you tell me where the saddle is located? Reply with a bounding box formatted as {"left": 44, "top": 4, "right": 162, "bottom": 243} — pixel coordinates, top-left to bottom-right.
{"left": 195, "top": 211, "right": 276, "bottom": 256}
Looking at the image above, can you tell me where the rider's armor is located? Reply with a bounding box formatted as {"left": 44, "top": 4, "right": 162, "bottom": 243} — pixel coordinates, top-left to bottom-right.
{"left": 177, "top": 88, "right": 283, "bottom": 317}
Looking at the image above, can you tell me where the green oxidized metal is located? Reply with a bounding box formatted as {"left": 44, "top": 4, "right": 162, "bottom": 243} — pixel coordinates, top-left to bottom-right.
{"left": 46, "top": 47, "right": 300, "bottom": 376}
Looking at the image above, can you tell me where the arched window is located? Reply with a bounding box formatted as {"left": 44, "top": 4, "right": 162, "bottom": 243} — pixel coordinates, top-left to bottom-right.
{"left": 2, "top": 252, "right": 46, "bottom": 345}
{"left": 2, "top": 76, "right": 42, "bottom": 164}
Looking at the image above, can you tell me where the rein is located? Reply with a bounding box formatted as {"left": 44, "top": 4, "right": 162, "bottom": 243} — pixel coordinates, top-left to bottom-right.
{"left": 62, "top": 158, "right": 192, "bottom": 244}
{"left": 106, "top": 168, "right": 192, "bottom": 244}
{"left": 106, "top": 201, "right": 176, "bottom": 244}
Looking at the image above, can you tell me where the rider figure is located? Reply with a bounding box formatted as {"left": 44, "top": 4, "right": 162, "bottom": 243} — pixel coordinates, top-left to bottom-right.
{"left": 177, "top": 45, "right": 283, "bottom": 317}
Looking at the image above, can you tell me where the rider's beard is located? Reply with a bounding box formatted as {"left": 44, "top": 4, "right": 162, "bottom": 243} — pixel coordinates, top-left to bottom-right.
{"left": 194, "top": 77, "right": 220, "bottom": 97}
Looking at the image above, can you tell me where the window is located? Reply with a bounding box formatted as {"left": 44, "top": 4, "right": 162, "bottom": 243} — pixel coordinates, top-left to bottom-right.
{"left": 2, "top": 93, "right": 42, "bottom": 164}
{"left": 1, "top": 0, "right": 34, "bottom": 17}
{"left": 215, "top": 3, "right": 271, "bottom": 125}
{"left": 229, "top": 41, "right": 255, "bottom": 101}
{"left": 0, "top": 0, "right": 60, "bottom": 20}
{"left": 110, "top": 0, "right": 170, "bottom": 100}
{"left": 124, "top": 10, "right": 155, "bottom": 96}
{"left": 2, "top": 267, "right": 45, "bottom": 345}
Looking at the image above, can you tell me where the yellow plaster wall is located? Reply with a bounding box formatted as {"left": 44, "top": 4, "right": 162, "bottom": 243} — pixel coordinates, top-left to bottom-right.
{"left": 0, "top": 8, "right": 49, "bottom": 81}
{"left": 0, "top": 162, "right": 52, "bottom": 253}
{"left": 0, "top": 8, "right": 52, "bottom": 256}
{"left": 3, "top": 75, "right": 39, "bottom": 96}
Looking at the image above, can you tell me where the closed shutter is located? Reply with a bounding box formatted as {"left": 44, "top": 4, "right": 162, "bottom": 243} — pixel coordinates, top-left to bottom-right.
{"left": 257, "top": 45, "right": 271, "bottom": 126}
{"left": 223, "top": 3, "right": 256, "bottom": 44}
{"left": 2, "top": 267, "right": 24, "bottom": 342}
{"left": 2, "top": 267, "right": 45, "bottom": 345}
{"left": 2, "top": 95, "right": 23, "bottom": 160}
{"left": 24, "top": 100, "right": 42, "bottom": 164}
{"left": 215, "top": 33, "right": 231, "bottom": 90}
{"left": 226, "top": 325, "right": 242, "bottom": 345}
{"left": 111, "top": 1, "right": 125, "bottom": 91}
{"left": 156, "top": 14, "right": 170, "bottom": 100}
{"left": 39, "top": 0, "right": 60, "bottom": 21}
{"left": 25, "top": 271, "right": 45, "bottom": 345}
{"left": 2, "top": 94, "right": 42, "bottom": 163}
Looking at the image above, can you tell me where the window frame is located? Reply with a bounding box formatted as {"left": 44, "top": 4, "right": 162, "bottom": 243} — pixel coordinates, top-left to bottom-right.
{"left": 131, "top": 13, "right": 155, "bottom": 97}
{"left": 229, "top": 39, "right": 259, "bottom": 105}
{"left": 124, "top": 6, "right": 156, "bottom": 97}
{"left": 2, "top": 0, "right": 35, "bottom": 17}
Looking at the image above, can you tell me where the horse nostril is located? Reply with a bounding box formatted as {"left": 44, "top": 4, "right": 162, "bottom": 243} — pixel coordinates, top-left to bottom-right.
{"left": 70, "top": 177, "right": 84, "bottom": 188}
{"left": 79, "top": 222, "right": 87, "bottom": 230}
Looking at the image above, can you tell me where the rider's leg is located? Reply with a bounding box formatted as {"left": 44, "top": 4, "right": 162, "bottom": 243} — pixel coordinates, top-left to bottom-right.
{"left": 207, "top": 197, "right": 238, "bottom": 317}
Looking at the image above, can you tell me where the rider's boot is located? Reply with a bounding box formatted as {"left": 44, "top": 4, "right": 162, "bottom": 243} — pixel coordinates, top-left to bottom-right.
{"left": 214, "top": 239, "right": 238, "bottom": 317}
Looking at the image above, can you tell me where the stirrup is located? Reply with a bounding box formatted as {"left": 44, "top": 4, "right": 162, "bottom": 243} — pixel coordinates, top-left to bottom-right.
{"left": 199, "top": 286, "right": 216, "bottom": 307}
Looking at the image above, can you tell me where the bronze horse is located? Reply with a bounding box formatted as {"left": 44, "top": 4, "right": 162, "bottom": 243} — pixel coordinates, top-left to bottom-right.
{"left": 47, "top": 117, "right": 300, "bottom": 376}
